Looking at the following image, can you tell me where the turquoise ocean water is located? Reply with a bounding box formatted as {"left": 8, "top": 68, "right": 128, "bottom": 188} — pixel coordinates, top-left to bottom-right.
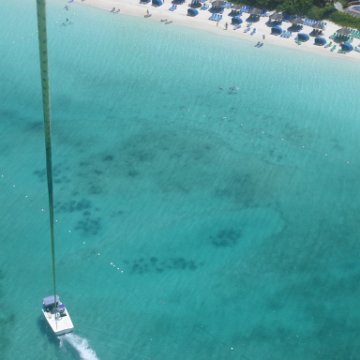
{"left": 1, "top": 1, "right": 360, "bottom": 359}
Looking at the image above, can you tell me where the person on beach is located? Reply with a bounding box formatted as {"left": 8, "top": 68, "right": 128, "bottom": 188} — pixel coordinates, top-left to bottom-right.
{"left": 147, "top": 9, "right": 150, "bottom": 15}
{"left": 225, "top": 22, "right": 228, "bottom": 30}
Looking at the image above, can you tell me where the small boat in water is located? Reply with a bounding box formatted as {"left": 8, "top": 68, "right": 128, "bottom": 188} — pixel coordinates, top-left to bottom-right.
{"left": 42, "top": 295, "right": 74, "bottom": 336}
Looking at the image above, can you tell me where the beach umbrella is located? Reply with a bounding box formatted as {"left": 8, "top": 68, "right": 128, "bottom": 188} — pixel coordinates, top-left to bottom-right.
{"left": 229, "top": 4, "right": 241, "bottom": 16}
{"left": 341, "top": 43, "right": 353, "bottom": 52}
{"left": 269, "top": 12, "right": 282, "bottom": 23}
{"left": 297, "top": 33, "right": 309, "bottom": 42}
{"left": 314, "top": 36, "right": 327, "bottom": 46}
{"left": 211, "top": 0, "right": 226, "bottom": 9}
{"left": 152, "top": 0, "right": 163, "bottom": 6}
{"left": 334, "top": 28, "right": 352, "bottom": 42}
{"left": 336, "top": 28, "right": 351, "bottom": 36}
{"left": 231, "top": 16, "right": 243, "bottom": 25}
{"left": 187, "top": 8, "right": 199, "bottom": 16}
{"left": 291, "top": 16, "right": 304, "bottom": 25}
{"left": 271, "top": 25, "right": 282, "bottom": 35}
{"left": 251, "top": 8, "right": 262, "bottom": 15}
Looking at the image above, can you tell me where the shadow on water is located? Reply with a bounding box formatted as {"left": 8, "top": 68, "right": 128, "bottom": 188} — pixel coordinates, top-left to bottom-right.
{"left": 36, "top": 317, "right": 60, "bottom": 347}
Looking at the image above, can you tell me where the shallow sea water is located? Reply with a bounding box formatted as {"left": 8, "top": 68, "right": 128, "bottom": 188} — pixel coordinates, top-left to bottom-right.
{"left": 1, "top": 1, "right": 360, "bottom": 359}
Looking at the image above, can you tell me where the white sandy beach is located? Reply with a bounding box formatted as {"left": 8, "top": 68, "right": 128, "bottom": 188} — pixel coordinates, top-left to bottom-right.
{"left": 72, "top": 0, "right": 360, "bottom": 61}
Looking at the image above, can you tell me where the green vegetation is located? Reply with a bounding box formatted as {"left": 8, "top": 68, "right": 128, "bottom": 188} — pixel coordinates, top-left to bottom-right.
{"left": 237, "top": 0, "right": 336, "bottom": 15}
{"left": 234, "top": 0, "right": 360, "bottom": 30}
{"left": 329, "top": 11, "right": 360, "bottom": 30}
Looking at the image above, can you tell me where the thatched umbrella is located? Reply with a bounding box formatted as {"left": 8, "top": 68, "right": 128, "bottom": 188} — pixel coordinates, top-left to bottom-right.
{"left": 250, "top": 8, "right": 262, "bottom": 15}
{"left": 229, "top": 5, "right": 241, "bottom": 17}
{"left": 211, "top": 0, "right": 226, "bottom": 8}
{"left": 210, "top": 0, "right": 226, "bottom": 13}
{"left": 290, "top": 16, "right": 304, "bottom": 25}
{"left": 336, "top": 27, "right": 351, "bottom": 36}
{"left": 269, "top": 12, "right": 283, "bottom": 22}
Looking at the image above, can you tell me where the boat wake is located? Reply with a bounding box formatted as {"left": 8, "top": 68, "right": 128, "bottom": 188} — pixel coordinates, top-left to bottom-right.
{"left": 60, "top": 333, "right": 99, "bottom": 360}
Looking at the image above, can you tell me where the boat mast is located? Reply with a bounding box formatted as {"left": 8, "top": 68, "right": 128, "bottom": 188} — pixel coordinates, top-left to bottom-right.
{"left": 35, "top": 0, "right": 58, "bottom": 310}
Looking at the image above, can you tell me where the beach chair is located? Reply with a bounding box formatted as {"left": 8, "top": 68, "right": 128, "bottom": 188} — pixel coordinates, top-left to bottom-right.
{"left": 324, "top": 41, "right": 332, "bottom": 48}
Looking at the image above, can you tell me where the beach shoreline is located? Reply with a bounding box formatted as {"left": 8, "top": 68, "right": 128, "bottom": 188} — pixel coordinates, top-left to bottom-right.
{"left": 71, "top": 0, "right": 359, "bottom": 61}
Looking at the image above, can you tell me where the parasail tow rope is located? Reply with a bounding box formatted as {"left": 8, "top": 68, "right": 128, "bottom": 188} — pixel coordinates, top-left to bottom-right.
{"left": 35, "top": 0, "right": 57, "bottom": 308}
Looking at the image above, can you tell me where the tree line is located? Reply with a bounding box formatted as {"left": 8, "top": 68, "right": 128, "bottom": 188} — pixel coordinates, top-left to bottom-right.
{"left": 233, "top": 0, "right": 360, "bottom": 29}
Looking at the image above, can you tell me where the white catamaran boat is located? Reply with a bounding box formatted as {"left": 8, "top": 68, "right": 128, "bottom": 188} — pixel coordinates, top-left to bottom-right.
{"left": 42, "top": 295, "right": 74, "bottom": 335}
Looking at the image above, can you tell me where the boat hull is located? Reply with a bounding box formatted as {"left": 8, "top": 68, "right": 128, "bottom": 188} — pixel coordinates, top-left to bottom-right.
{"left": 42, "top": 308, "right": 74, "bottom": 336}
